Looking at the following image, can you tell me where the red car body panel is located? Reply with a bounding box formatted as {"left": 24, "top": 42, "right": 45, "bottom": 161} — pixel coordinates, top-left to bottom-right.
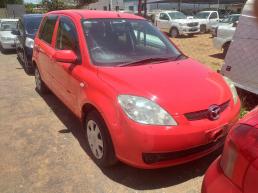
{"left": 202, "top": 107, "right": 258, "bottom": 193}
{"left": 33, "top": 10, "right": 241, "bottom": 168}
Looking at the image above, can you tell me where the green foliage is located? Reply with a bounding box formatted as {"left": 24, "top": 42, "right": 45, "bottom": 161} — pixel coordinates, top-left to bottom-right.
{"left": 0, "top": 0, "right": 24, "bottom": 8}
{"left": 25, "top": 3, "right": 35, "bottom": 13}
{"left": 76, "top": 0, "right": 97, "bottom": 7}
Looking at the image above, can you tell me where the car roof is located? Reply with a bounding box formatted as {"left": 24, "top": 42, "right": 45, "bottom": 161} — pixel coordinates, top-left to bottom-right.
{"left": 0, "top": 18, "right": 18, "bottom": 22}
{"left": 48, "top": 10, "right": 144, "bottom": 20}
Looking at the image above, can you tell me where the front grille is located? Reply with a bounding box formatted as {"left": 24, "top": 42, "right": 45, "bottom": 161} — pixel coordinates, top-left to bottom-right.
{"left": 142, "top": 136, "right": 225, "bottom": 164}
{"left": 185, "top": 100, "right": 230, "bottom": 121}
{"left": 187, "top": 22, "right": 198, "bottom": 27}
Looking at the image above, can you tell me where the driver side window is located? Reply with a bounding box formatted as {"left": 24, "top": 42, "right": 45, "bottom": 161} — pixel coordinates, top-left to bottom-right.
{"left": 56, "top": 16, "right": 81, "bottom": 62}
{"left": 209, "top": 12, "right": 218, "bottom": 19}
{"left": 159, "top": 13, "right": 170, "bottom": 21}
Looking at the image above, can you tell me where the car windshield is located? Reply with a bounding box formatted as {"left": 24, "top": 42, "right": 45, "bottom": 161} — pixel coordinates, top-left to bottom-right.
{"left": 194, "top": 12, "right": 210, "bottom": 19}
{"left": 25, "top": 16, "right": 43, "bottom": 35}
{"left": 0, "top": 21, "right": 17, "bottom": 31}
{"left": 221, "top": 15, "right": 239, "bottom": 23}
{"left": 168, "top": 12, "right": 187, "bottom": 19}
{"left": 82, "top": 19, "right": 181, "bottom": 66}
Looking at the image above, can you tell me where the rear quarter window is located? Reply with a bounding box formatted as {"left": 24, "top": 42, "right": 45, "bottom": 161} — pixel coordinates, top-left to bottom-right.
{"left": 38, "top": 15, "right": 58, "bottom": 44}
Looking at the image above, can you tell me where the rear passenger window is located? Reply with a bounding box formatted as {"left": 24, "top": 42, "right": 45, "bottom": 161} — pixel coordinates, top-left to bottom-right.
{"left": 38, "top": 15, "right": 58, "bottom": 44}
{"left": 210, "top": 12, "right": 218, "bottom": 19}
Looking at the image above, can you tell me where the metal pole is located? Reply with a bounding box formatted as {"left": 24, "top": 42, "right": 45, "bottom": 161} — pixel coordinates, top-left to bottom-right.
{"left": 110, "top": 0, "right": 113, "bottom": 10}
{"left": 218, "top": 0, "right": 220, "bottom": 11}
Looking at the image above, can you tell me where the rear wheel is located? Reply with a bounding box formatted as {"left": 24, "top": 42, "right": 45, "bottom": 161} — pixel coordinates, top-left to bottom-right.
{"left": 34, "top": 66, "right": 49, "bottom": 94}
{"left": 170, "top": 28, "right": 179, "bottom": 38}
{"left": 85, "top": 110, "right": 117, "bottom": 167}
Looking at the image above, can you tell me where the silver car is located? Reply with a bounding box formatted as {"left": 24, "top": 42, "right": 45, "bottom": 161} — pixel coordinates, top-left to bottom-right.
{"left": 0, "top": 19, "right": 18, "bottom": 53}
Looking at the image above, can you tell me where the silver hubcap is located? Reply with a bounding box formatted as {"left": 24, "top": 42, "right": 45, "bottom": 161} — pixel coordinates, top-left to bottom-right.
{"left": 87, "top": 120, "right": 104, "bottom": 159}
{"left": 35, "top": 69, "right": 41, "bottom": 89}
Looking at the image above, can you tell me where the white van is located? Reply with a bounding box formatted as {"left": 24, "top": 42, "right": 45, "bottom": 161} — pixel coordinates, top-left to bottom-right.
{"left": 221, "top": 0, "right": 258, "bottom": 95}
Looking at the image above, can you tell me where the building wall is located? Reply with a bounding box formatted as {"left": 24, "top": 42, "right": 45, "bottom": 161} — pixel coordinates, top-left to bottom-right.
{"left": 0, "top": 8, "right": 7, "bottom": 18}
{"left": 82, "top": 0, "right": 124, "bottom": 11}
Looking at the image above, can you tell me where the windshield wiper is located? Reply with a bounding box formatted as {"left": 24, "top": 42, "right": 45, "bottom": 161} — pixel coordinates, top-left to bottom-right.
{"left": 118, "top": 57, "right": 172, "bottom": 67}
{"left": 118, "top": 55, "right": 187, "bottom": 67}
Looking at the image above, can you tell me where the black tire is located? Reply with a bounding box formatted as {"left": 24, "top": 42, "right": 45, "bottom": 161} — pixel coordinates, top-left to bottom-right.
{"left": 85, "top": 110, "right": 117, "bottom": 167}
{"left": 188, "top": 34, "right": 194, "bottom": 37}
{"left": 200, "top": 25, "right": 206, "bottom": 33}
{"left": 223, "top": 42, "right": 230, "bottom": 57}
{"left": 0, "top": 44, "right": 6, "bottom": 54}
{"left": 23, "top": 50, "right": 33, "bottom": 74}
{"left": 34, "top": 66, "right": 49, "bottom": 94}
{"left": 170, "top": 27, "right": 179, "bottom": 38}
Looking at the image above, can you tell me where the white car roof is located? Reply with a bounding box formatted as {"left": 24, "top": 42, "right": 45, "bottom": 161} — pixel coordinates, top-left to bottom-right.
{"left": 0, "top": 19, "right": 18, "bottom": 22}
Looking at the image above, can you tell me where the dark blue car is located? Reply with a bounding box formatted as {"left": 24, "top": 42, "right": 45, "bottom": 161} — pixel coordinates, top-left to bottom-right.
{"left": 13, "top": 14, "right": 43, "bottom": 74}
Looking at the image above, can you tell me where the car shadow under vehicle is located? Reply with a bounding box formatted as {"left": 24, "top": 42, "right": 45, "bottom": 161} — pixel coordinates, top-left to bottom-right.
{"left": 39, "top": 91, "right": 222, "bottom": 190}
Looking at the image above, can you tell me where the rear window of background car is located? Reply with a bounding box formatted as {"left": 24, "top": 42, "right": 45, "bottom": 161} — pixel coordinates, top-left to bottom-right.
{"left": 38, "top": 15, "right": 58, "bottom": 44}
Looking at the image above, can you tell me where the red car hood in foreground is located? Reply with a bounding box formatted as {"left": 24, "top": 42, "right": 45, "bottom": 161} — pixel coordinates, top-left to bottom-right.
{"left": 98, "top": 58, "right": 232, "bottom": 115}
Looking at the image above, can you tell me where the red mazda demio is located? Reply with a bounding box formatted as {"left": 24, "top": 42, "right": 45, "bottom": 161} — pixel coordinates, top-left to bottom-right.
{"left": 33, "top": 10, "right": 241, "bottom": 169}
{"left": 202, "top": 106, "right": 258, "bottom": 193}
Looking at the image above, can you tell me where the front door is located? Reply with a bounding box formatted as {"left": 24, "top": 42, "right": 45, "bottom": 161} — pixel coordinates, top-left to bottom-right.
{"left": 52, "top": 16, "right": 82, "bottom": 114}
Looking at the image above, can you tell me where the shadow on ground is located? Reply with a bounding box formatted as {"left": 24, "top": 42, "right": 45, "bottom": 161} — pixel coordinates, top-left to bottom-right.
{"left": 209, "top": 53, "right": 225, "bottom": 59}
{"left": 39, "top": 92, "right": 222, "bottom": 190}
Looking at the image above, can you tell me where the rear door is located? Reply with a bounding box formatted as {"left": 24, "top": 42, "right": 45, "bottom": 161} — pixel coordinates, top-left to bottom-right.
{"left": 35, "top": 15, "right": 58, "bottom": 90}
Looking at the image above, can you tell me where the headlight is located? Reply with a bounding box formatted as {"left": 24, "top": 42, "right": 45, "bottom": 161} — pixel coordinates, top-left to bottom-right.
{"left": 25, "top": 37, "right": 34, "bottom": 48}
{"left": 223, "top": 76, "right": 238, "bottom": 104}
{"left": 118, "top": 95, "right": 177, "bottom": 126}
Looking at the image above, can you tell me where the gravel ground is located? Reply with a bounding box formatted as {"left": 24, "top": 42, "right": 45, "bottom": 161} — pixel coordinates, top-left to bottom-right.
{"left": 0, "top": 34, "right": 224, "bottom": 193}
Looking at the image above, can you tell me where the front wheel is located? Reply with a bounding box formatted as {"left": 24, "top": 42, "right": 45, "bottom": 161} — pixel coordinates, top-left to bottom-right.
{"left": 170, "top": 28, "right": 179, "bottom": 38}
{"left": 200, "top": 25, "right": 206, "bottom": 33}
{"left": 85, "top": 111, "right": 117, "bottom": 167}
{"left": 23, "top": 50, "right": 33, "bottom": 74}
{"left": 35, "top": 67, "right": 49, "bottom": 94}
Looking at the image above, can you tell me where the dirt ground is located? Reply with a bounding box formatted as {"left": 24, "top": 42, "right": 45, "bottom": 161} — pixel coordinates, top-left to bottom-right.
{"left": 0, "top": 34, "right": 224, "bottom": 193}
{"left": 172, "top": 34, "right": 224, "bottom": 71}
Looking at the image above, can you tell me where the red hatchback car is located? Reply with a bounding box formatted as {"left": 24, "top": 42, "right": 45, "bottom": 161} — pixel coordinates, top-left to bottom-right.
{"left": 33, "top": 10, "right": 240, "bottom": 169}
{"left": 202, "top": 106, "right": 258, "bottom": 193}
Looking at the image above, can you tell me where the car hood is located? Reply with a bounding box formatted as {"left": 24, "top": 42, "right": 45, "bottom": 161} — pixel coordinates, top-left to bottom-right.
{"left": 98, "top": 58, "right": 232, "bottom": 115}
{"left": 173, "top": 19, "right": 199, "bottom": 24}
{"left": 0, "top": 31, "right": 16, "bottom": 38}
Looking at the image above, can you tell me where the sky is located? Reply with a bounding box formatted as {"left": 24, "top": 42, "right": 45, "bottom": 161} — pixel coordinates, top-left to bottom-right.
{"left": 24, "top": 0, "right": 42, "bottom": 4}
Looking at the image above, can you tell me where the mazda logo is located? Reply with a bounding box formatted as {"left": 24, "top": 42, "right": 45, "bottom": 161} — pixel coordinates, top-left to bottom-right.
{"left": 208, "top": 105, "right": 221, "bottom": 120}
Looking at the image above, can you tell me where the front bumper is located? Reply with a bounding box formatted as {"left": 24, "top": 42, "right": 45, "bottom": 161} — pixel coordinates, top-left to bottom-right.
{"left": 179, "top": 26, "right": 200, "bottom": 35}
{"left": 213, "top": 37, "right": 225, "bottom": 50}
{"left": 202, "top": 158, "right": 242, "bottom": 193}
{"left": 1, "top": 40, "right": 16, "bottom": 50}
{"left": 113, "top": 99, "right": 240, "bottom": 169}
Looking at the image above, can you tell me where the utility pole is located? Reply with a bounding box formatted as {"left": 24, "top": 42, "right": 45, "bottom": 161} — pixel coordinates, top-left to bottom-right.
{"left": 178, "top": 0, "right": 181, "bottom": 11}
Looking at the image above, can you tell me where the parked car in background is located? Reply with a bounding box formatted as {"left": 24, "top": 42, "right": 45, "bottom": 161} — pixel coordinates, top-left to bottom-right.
{"left": 213, "top": 23, "right": 237, "bottom": 56}
{"left": 155, "top": 10, "right": 200, "bottom": 37}
{"left": 33, "top": 10, "right": 240, "bottom": 169}
{"left": 211, "top": 14, "right": 240, "bottom": 37}
{"left": 202, "top": 106, "right": 258, "bottom": 193}
{"left": 221, "top": 0, "right": 258, "bottom": 95}
{"left": 194, "top": 11, "right": 219, "bottom": 33}
{"left": 12, "top": 14, "right": 43, "bottom": 74}
{"left": 0, "top": 19, "right": 18, "bottom": 53}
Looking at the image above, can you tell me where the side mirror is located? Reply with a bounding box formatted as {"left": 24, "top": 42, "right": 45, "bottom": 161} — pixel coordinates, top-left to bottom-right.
{"left": 11, "top": 29, "right": 20, "bottom": 36}
{"left": 52, "top": 50, "right": 77, "bottom": 63}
